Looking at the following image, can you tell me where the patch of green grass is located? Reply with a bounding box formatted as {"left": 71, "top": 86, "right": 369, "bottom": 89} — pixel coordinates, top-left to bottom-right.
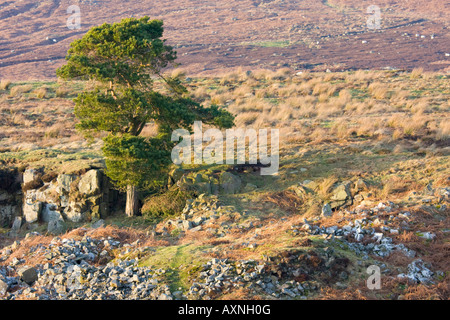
{"left": 4, "top": 80, "right": 86, "bottom": 101}
{"left": 0, "top": 149, "right": 104, "bottom": 174}
{"left": 104, "top": 214, "right": 164, "bottom": 229}
{"left": 140, "top": 244, "right": 212, "bottom": 292}
{"left": 242, "top": 40, "right": 291, "bottom": 48}
{"left": 349, "top": 88, "right": 370, "bottom": 101}
{"left": 265, "top": 97, "right": 280, "bottom": 105}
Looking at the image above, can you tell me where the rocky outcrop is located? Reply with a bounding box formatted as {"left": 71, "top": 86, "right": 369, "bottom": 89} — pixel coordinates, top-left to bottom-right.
{"left": 178, "top": 173, "right": 217, "bottom": 195}
{"left": 0, "top": 167, "right": 120, "bottom": 234}
{"left": 0, "top": 168, "right": 22, "bottom": 228}
{"left": 219, "top": 172, "right": 241, "bottom": 194}
{"left": 21, "top": 169, "right": 119, "bottom": 229}
{"left": 329, "top": 181, "right": 353, "bottom": 209}
{"left": 23, "top": 201, "right": 43, "bottom": 223}
{"left": 174, "top": 169, "right": 242, "bottom": 196}
{"left": 78, "top": 170, "right": 102, "bottom": 196}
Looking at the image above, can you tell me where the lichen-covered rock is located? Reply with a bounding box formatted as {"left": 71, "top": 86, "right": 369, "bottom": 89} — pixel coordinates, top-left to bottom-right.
{"left": 331, "top": 185, "right": 350, "bottom": 201}
{"left": 330, "top": 181, "right": 352, "bottom": 209}
{"left": 354, "top": 178, "right": 368, "bottom": 192}
{"left": 78, "top": 170, "right": 102, "bottom": 196}
{"left": 219, "top": 172, "right": 241, "bottom": 194}
{"left": 11, "top": 216, "right": 22, "bottom": 231}
{"left": 64, "top": 201, "right": 88, "bottom": 222}
{"left": 57, "top": 174, "right": 75, "bottom": 193}
{"left": 17, "top": 168, "right": 117, "bottom": 228}
{"left": 18, "top": 266, "right": 38, "bottom": 285}
{"left": 178, "top": 173, "right": 215, "bottom": 195}
{"left": 47, "top": 219, "right": 66, "bottom": 235}
{"left": 321, "top": 203, "right": 332, "bottom": 217}
{"left": 23, "top": 201, "right": 43, "bottom": 223}
{"left": 23, "top": 169, "right": 39, "bottom": 184}
{"left": 42, "top": 203, "right": 63, "bottom": 223}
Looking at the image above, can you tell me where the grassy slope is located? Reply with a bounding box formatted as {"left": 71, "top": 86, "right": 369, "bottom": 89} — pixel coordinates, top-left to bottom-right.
{"left": 0, "top": 69, "right": 449, "bottom": 299}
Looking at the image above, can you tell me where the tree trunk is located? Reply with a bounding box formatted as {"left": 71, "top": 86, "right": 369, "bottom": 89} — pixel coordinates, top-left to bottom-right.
{"left": 125, "top": 185, "right": 139, "bottom": 217}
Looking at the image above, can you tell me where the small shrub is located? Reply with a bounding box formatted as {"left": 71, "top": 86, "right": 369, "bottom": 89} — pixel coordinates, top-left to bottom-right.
{"left": 55, "top": 86, "right": 69, "bottom": 98}
{"left": 368, "top": 82, "right": 388, "bottom": 99}
{"left": 171, "top": 68, "right": 186, "bottom": 79}
{"left": 9, "top": 84, "right": 33, "bottom": 97}
{"left": 436, "top": 121, "right": 450, "bottom": 140}
{"left": 22, "top": 177, "right": 44, "bottom": 192}
{"left": 142, "top": 187, "right": 193, "bottom": 217}
{"left": 44, "top": 123, "right": 66, "bottom": 138}
{"left": 410, "top": 68, "right": 423, "bottom": 79}
{"left": 41, "top": 171, "right": 58, "bottom": 183}
{"left": 33, "top": 87, "right": 48, "bottom": 99}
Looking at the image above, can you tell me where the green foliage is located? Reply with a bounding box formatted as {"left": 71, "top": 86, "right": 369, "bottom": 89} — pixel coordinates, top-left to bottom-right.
{"left": 141, "top": 186, "right": 193, "bottom": 217}
{"left": 57, "top": 16, "right": 235, "bottom": 193}
{"left": 73, "top": 88, "right": 234, "bottom": 138}
{"left": 56, "top": 17, "right": 174, "bottom": 86}
{"left": 139, "top": 244, "right": 210, "bottom": 291}
{"left": 102, "top": 134, "right": 171, "bottom": 191}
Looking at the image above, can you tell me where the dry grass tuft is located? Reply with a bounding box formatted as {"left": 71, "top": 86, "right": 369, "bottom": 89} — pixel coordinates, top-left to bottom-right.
{"left": 1, "top": 235, "right": 54, "bottom": 267}
{"left": 33, "top": 87, "right": 48, "bottom": 99}
{"left": 317, "top": 176, "right": 338, "bottom": 200}
{"left": 0, "top": 79, "right": 12, "bottom": 91}
{"left": 262, "top": 190, "right": 303, "bottom": 213}
{"left": 9, "top": 84, "right": 33, "bottom": 97}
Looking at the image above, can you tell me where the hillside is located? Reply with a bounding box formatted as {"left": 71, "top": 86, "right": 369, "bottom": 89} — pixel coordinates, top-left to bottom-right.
{"left": 0, "top": 0, "right": 449, "bottom": 303}
{"left": 1, "top": 0, "right": 449, "bottom": 80}
{"left": 0, "top": 69, "right": 449, "bottom": 300}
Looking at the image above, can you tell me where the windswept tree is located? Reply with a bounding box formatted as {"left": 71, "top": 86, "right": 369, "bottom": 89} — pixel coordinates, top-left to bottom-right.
{"left": 57, "top": 17, "right": 234, "bottom": 216}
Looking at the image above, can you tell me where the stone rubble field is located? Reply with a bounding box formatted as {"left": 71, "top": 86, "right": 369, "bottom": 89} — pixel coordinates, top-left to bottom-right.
{"left": 1, "top": 182, "right": 448, "bottom": 300}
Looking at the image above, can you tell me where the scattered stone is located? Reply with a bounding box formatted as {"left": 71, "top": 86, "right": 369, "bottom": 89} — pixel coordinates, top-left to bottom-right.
{"left": 321, "top": 203, "right": 332, "bottom": 217}
{"left": 416, "top": 231, "right": 436, "bottom": 240}
{"left": 182, "top": 220, "right": 193, "bottom": 231}
{"left": 18, "top": 266, "right": 38, "bottom": 285}
{"left": 189, "top": 225, "right": 202, "bottom": 232}
{"left": 11, "top": 216, "right": 22, "bottom": 232}
{"left": 92, "top": 219, "right": 105, "bottom": 229}
{"left": 158, "top": 293, "right": 173, "bottom": 300}
{"left": 398, "top": 260, "right": 434, "bottom": 284}
{"left": 0, "top": 278, "right": 8, "bottom": 295}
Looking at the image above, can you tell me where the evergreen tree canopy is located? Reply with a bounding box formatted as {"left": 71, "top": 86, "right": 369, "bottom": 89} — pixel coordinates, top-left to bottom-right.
{"left": 56, "top": 17, "right": 234, "bottom": 215}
